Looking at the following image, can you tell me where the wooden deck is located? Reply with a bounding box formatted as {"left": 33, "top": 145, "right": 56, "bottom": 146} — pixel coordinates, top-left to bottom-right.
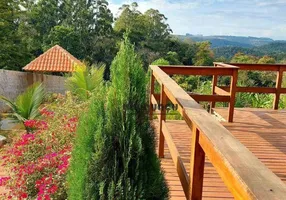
{"left": 155, "top": 108, "right": 286, "bottom": 200}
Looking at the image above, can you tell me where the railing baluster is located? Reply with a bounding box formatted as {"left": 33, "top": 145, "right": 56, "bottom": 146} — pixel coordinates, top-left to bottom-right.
{"left": 273, "top": 66, "right": 283, "bottom": 110}
{"left": 228, "top": 69, "right": 238, "bottom": 122}
{"left": 189, "top": 126, "right": 205, "bottom": 200}
{"left": 158, "top": 84, "right": 167, "bottom": 158}
{"left": 149, "top": 72, "right": 155, "bottom": 119}
{"left": 210, "top": 75, "right": 218, "bottom": 112}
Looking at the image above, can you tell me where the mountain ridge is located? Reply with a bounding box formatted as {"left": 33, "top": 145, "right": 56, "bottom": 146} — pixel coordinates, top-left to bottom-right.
{"left": 174, "top": 34, "right": 284, "bottom": 48}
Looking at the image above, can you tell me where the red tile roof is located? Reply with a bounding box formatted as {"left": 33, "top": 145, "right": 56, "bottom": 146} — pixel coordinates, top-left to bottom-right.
{"left": 23, "top": 45, "right": 84, "bottom": 72}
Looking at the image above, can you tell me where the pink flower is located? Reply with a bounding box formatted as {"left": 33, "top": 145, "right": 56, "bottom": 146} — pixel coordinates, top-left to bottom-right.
{"left": 0, "top": 177, "right": 10, "bottom": 186}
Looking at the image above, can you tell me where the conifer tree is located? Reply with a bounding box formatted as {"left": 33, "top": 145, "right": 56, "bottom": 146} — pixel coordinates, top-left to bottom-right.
{"left": 68, "top": 36, "right": 168, "bottom": 199}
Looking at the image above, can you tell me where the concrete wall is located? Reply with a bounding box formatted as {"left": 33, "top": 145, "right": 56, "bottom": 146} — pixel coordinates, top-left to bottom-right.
{"left": 0, "top": 70, "right": 65, "bottom": 112}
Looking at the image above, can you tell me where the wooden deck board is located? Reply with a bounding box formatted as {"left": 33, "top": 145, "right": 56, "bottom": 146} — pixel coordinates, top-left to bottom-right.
{"left": 155, "top": 108, "right": 286, "bottom": 199}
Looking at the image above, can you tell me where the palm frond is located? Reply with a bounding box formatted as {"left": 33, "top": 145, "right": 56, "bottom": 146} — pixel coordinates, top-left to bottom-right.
{"left": 0, "top": 83, "right": 45, "bottom": 123}
{"left": 65, "top": 63, "right": 105, "bottom": 100}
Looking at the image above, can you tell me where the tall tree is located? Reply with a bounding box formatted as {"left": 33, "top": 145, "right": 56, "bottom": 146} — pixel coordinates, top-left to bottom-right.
{"left": 68, "top": 36, "right": 168, "bottom": 199}
{"left": 194, "top": 41, "right": 214, "bottom": 66}
{"left": 0, "top": 0, "right": 29, "bottom": 70}
{"left": 19, "top": 0, "right": 64, "bottom": 56}
{"left": 114, "top": 2, "right": 172, "bottom": 68}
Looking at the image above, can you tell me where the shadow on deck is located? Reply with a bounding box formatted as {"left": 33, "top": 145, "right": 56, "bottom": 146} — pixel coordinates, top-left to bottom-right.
{"left": 155, "top": 108, "right": 286, "bottom": 200}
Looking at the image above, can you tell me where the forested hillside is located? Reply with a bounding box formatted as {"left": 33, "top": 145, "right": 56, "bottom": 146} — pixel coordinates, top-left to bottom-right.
{"left": 214, "top": 41, "right": 286, "bottom": 61}
{"left": 176, "top": 34, "right": 275, "bottom": 48}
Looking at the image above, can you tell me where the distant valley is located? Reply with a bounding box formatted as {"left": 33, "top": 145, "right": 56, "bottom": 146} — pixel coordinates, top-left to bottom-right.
{"left": 175, "top": 34, "right": 286, "bottom": 60}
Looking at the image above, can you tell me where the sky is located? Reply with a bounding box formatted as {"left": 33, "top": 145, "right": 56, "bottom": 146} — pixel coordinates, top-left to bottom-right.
{"left": 109, "top": 0, "right": 286, "bottom": 40}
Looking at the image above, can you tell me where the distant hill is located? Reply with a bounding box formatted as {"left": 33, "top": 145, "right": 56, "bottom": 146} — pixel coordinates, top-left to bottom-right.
{"left": 175, "top": 34, "right": 275, "bottom": 48}
{"left": 213, "top": 41, "right": 286, "bottom": 60}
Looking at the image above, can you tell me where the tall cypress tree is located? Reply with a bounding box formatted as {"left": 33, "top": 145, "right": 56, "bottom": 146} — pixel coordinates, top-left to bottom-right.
{"left": 68, "top": 36, "right": 168, "bottom": 199}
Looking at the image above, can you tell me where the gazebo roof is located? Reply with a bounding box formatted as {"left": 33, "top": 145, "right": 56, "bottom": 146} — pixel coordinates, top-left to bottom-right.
{"left": 23, "top": 45, "right": 83, "bottom": 72}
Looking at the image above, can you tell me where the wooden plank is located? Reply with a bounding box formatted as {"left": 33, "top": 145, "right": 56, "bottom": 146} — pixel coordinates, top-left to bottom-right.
{"left": 151, "top": 94, "right": 158, "bottom": 106}
{"left": 214, "top": 86, "right": 230, "bottom": 96}
{"left": 153, "top": 93, "right": 160, "bottom": 102}
{"left": 228, "top": 69, "right": 238, "bottom": 122}
{"left": 281, "top": 88, "right": 286, "bottom": 93}
{"left": 151, "top": 65, "right": 286, "bottom": 200}
{"left": 220, "top": 86, "right": 276, "bottom": 93}
{"left": 211, "top": 75, "right": 218, "bottom": 110}
{"left": 149, "top": 73, "right": 155, "bottom": 119}
{"left": 273, "top": 67, "right": 283, "bottom": 110}
{"left": 188, "top": 93, "right": 230, "bottom": 102}
{"left": 162, "top": 121, "right": 189, "bottom": 197}
{"left": 159, "top": 85, "right": 167, "bottom": 158}
{"left": 156, "top": 108, "right": 286, "bottom": 200}
{"left": 189, "top": 126, "right": 205, "bottom": 200}
{"left": 157, "top": 66, "right": 235, "bottom": 76}
{"left": 214, "top": 62, "right": 240, "bottom": 69}
{"left": 227, "top": 63, "right": 280, "bottom": 71}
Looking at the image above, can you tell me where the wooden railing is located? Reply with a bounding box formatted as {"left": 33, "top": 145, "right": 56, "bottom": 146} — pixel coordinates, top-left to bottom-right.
{"left": 149, "top": 64, "right": 286, "bottom": 200}
{"left": 214, "top": 63, "right": 286, "bottom": 111}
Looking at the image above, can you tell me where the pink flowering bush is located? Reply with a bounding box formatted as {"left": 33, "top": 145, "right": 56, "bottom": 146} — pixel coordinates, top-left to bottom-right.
{"left": 0, "top": 94, "right": 86, "bottom": 199}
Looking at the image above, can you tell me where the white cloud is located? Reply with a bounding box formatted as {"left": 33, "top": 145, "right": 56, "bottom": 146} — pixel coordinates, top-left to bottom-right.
{"left": 256, "top": 0, "right": 286, "bottom": 7}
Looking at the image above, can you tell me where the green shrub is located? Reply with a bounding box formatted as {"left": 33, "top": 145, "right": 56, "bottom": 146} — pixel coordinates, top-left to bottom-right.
{"left": 0, "top": 82, "right": 45, "bottom": 130}
{"left": 67, "top": 88, "right": 106, "bottom": 199}
{"left": 68, "top": 36, "right": 168, "bottom": 199}
{"left": 65, "top": 63, "right": 105, "bottom": 100}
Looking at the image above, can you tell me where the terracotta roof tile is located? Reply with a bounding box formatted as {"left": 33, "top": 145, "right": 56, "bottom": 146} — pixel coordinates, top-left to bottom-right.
{"left": 23, "top": 45, "right": 84, "bottom": 72}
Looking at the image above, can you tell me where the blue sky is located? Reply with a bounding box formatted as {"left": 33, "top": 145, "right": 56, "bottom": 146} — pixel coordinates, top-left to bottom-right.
{"left": 109, "top": 0, "right": 286, "bottom": 40}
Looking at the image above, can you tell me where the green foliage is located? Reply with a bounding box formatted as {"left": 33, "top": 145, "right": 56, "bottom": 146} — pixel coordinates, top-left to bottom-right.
{"left": 114, "top": 3, "right": 172, "bottom": 68}
{"left": 164, "top": 51, "right": 182, "bottom": 65}
{"left": 166, "top": 37, "right": 197, "bottom": 65}
{"left": 231, "top": 52, "right": 258, "bottom": 64}
{"left": 43, "top": 25, "right": 80, "bottom": 57}
{"left": 0, "top": 0, "right": 30, "bottom": 70}
{"left": 65, "top": 63, "right": 105, "bottom": 100}
{"left": 194, "top": 41, "right": 214, "bottom": 66}
{"left": 165, "top": 110, "right": 183, "bottom": 120}
{"left": 67, "top": 88, "right": 106, "bottom": 200}
{"left": 213, "top": 42, "right": 286, "bottom": 63}
{"left": 215, "top": 56, "right": 227, "bottom": 62}
{"left": 151, "top": 58, "right": 170, "bottom": 65}
{"left": 0, "top": 83, "right": 45, "bottom": 124}
{"left": 68, "top": 37, "right": 168, "bottom": 199}
{"left": 258, "top": 55, "right": 276, "bottom": 64}
{"left": 2, "top": 0, "right": 116, "bottom": 72}
{"left": 235, "top": 93, "right": 273, "bottom": 108}
{"left": 173, "top": 75, "right": 199, "bottom": 92}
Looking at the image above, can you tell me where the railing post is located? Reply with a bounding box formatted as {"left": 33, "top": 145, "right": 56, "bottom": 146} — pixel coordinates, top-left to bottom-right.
{"left": 158, "top": 84, "right": 167, "bottom": 158}
{"left": 210, "top": 75, "right": 218, "bottom": 112}
{"left": 273, "top": 67, "right": 283, "bottom": 110}
{"left": 228, "top": 69, "right": 238, "bottom": 122}
{"left": 149, "top": 72, "right": 155, "bottom": 119}
{"left": 189, "top": 126, "right": 205, "bottom": 200}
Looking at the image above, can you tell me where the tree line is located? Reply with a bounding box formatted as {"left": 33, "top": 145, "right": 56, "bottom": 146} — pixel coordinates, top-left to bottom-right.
{"left": 0, "top": 1, "right": 215, "bottom": 76}
{"left": 1, "top": 0, "right": 285, "bottom": 79}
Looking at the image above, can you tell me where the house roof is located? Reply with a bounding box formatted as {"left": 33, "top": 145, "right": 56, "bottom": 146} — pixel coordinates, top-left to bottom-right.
{"left": 23, "top": 45, "right": 83, "bottom": 72}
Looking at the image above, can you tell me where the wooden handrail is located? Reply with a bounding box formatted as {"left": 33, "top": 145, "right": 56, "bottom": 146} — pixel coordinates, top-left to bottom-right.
{"left": 149, "top": 65, "right": 286, "bottom": 200}
{"left": 214, "top": 62, "right": 286, "bottom": 110}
